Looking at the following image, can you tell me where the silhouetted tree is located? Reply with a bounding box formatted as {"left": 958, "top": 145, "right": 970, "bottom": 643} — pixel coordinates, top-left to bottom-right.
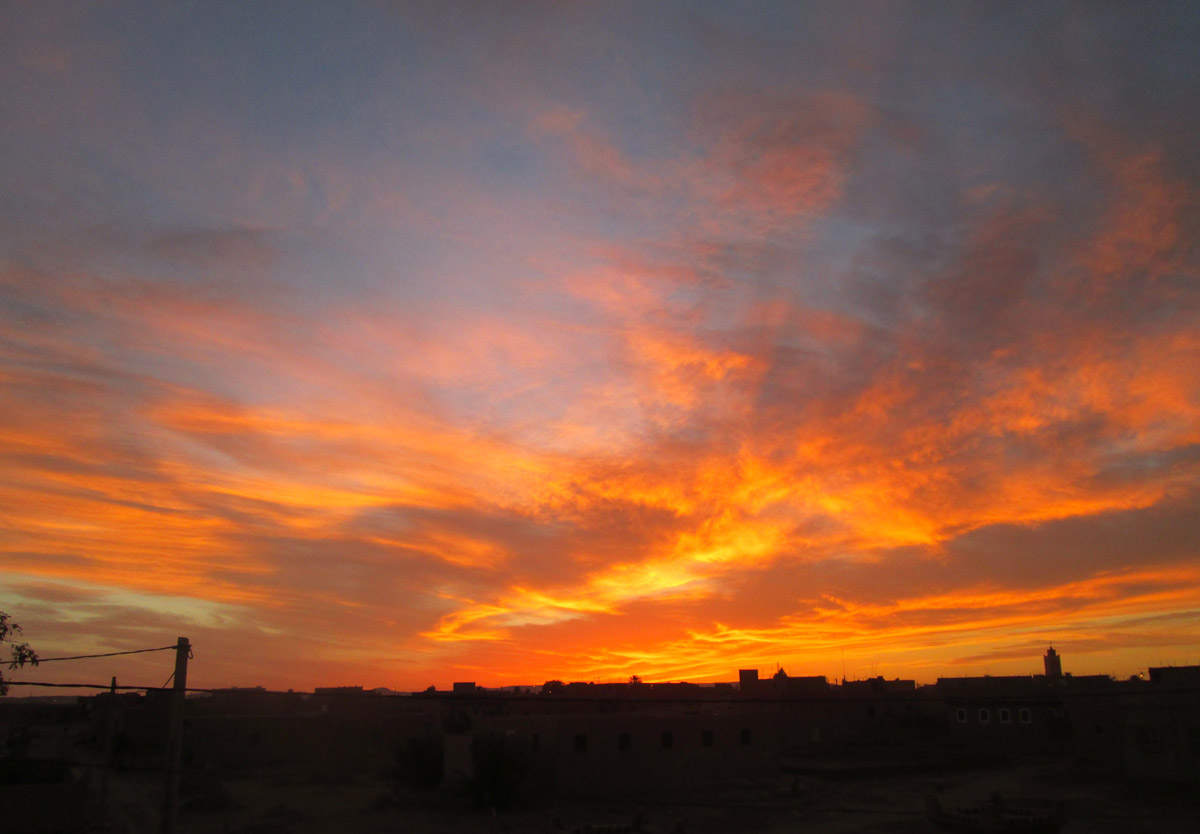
{"left": 0, "top": 611, "right": 38, "bottom": 696}
{"left": 541, "top": 679, "right": 564, "bottom": 695}
{"left": 628, "top": 674, "right": 643, "bottom": 685}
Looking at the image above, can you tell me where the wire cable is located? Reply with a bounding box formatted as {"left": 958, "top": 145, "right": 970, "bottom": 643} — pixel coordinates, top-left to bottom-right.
{"left": 31, "top": 645, "right": 178, "bottom": 663}
{"left": 7, "top": 680, "right": 390, "bottom": 696}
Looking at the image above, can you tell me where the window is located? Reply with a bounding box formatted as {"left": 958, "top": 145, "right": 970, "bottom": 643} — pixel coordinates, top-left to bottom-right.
{"left": 740, "top": 728, "right": 752, "bottom": 746}
{"left": 955, "top": 708, "right": 968, "bottom": 723}
{"left": 1019, "top": 708, "right": 1031, "bottom": 724}
{"left": 701, "top": 729, "right": 714, "bottom": 748}
{"left": 661, "top": 731, "right": 674, "bottom": 749}
{"left": 978, "top": 708, "right": 990, "bottom": 723}
{"left": 618, "top": 732, "right": 631, "bottom": 752}
{"left": 999, "top": 708, "right": 1011, "bottom": 724}
{"left": 574, "top": 734, "right": 587, "bottom": 753}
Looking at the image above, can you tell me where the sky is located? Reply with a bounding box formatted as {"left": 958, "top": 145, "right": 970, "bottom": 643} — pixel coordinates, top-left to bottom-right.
{"left": 2, "top": 1, "right": 1199, "bottom": 693}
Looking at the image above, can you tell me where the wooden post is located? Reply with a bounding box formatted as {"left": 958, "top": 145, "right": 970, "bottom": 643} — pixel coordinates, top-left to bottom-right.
{"left": 98, "top": 675, "right": 116, "bottom": 829}
{"left": 161, "top": 637, "right": 189, "bottom": 834}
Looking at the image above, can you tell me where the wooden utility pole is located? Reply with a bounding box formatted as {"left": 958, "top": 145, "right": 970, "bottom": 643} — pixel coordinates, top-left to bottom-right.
{"left": 98, "top": 675, "right": 117, "bottom": 829}
{"left": 161, "top": 637, "right": 190, "bottom": 834}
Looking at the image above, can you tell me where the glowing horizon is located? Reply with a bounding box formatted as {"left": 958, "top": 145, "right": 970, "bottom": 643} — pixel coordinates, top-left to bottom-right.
{"left": 2, "top": 2, "right": 1199, "bottom": 693}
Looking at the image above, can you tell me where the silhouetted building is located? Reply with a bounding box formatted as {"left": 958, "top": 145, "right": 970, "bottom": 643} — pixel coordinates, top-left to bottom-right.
{"left": 773, "top": 674, "right": 830, "bottom": 696}
{"left": 1123, "top": 676, "right": 1200, "bottom": 785}
{"left": 841, "top": 676, "right": 916, "bottom": 694}
{"left": 446, "top": 709, "right": 779, "bottom": 796}
{"left": 737, "top": 667, "right": 828, "bottom": 697}
{"left": 1044, "top": 646, "right": 1062, "bottom": 679}
{"left": 1148, "top": 665, "right": 1200, "bottom": 687}
{"left": 122, "top": 650, "right": 1200, "bottom": 799}
{"left": 738, "top": 669, "right": 760, "bottom": 696}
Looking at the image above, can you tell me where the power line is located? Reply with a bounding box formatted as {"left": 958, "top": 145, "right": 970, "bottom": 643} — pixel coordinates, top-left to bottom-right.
{"left": 7, "top": 680, "right": 393, "bottom": 698}
{"left": 31, "top": 645, "right": 178, "bottom": 663}
{"left": 3, "top": 680, "right": 155, "bottom": 691}
{"left": 7, "top": 680, "right": 294, "bottom": 696}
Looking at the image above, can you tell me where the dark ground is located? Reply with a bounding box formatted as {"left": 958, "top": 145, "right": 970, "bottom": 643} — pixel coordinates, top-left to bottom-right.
{"left": 124, "top": 757, "right": 1193, "bottom": 834}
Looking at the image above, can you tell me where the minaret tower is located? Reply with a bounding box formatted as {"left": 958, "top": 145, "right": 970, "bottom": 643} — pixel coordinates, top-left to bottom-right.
{"left": 1044, "top": 645, "right": 1062, "bottom": 679}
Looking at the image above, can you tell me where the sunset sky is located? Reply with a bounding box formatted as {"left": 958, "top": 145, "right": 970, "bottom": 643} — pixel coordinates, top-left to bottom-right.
{"left": 2, "top": 2, "right": 1199, "bottom": 693}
